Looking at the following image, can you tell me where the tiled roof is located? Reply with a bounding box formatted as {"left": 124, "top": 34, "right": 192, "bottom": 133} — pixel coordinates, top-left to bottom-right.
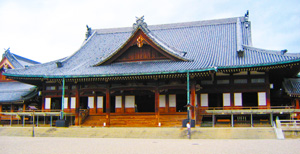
{"left": 283, "top": 78, "right": 300, "bottom": 97}
{"left": 3, "top": 50, "right": 40, "bottom": 68}
{"left": 0, "top": 82, "right": 37, "bottom": 103}
{"left": 4, "top": 16, "right": 300, "bottom": 78}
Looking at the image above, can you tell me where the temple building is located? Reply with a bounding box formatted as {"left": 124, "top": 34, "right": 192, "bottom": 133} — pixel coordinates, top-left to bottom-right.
{"left": 0, "top": 49, "right": 40, "bottom": 123}
{"left": 3, "top": 13, "right": 300, "bottom": 127}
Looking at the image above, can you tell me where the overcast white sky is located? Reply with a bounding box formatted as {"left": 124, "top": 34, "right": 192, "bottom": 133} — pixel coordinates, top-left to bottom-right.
{"left": 0, "top": 0, "right": 299, "bottom": 63}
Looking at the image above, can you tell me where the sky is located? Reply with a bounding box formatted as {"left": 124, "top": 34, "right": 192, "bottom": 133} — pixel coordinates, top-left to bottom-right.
{"left": 0, "top": 0, "right": 299, "bottom": 63}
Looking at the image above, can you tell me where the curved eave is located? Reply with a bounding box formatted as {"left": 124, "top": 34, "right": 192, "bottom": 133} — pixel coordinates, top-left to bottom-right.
{"left": 3, "top": 67, "right": 217, "bottom": 79}
{"left": 218, "top": 59, "right": 300, "bottom": 70}
{"left": 94, "top": 27, "right": 189, "bottom": 66}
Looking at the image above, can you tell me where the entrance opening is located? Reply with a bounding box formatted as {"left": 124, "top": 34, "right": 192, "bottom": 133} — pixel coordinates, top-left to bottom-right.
{"left": 51, "top": 98, "right": 62, "bottom": 110}
{"left": 110, "top": 96, "right": 115, "bottom": 113}
{"left": 80, "top": 97, "right": 88, "bottom": 109}
{"left": 242, "top": 92, "right": 258, "bottom": 107}
{"left": 176, "top": 94, "right": 187, "bottom": 112}
{"left": 208, "top": 93, "right": 222, "bottom": 107}
{"left": 102, "top": 96, "right": 115, "bottom": 113}
{"left": 135, "top": 94, "right": 155, "bottom": 112}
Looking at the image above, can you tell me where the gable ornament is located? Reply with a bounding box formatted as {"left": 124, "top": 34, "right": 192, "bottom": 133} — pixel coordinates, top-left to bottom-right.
{"left": 137, "top": 35, "right": 145, "bottom": 48}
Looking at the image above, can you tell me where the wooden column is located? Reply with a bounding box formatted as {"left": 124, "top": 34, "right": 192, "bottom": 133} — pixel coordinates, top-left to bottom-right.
{"left": 295, "top": 99, "right": 299, "bottom": 109}
{"left": 0, "top": 104, "right": 2, "bottom": 112}
{"left": 68, "top": 97, "right": 71, "bottom": 113}
{"left": 166, "top": 94, "right": 169, "bottom": 113}
{"left": 296, "top": 99, "right": 300, "bottom": 120}
{"left": 75, "top": 85, "right": 80, "bottom": 126}
{"left": 23, "top": 104, "right": 26, "bottom": 111}
{"left": 191, "top": 81, "right": 196, "bottom": 119}
{"left": 155, "top": 88, "right": 160, "bottom": 126}
{"left": 41, "top": 83, "right": 46, "bottom": 111}
{"left": 266, "top": 72, "right": 271, "bottom": 108}
{"left": 93, "top": 94, "right": 97, "bottom": 114}
{"left": 122, "top": 95, "right": 125, "bottom": 113}
{"left": 42, "top": 95, "right": 45, "bottom": 111}
{"left": 106, "top": 87, "right": 110, "bottom": 126}
{"left": 230, "top": 93, "right": 234, "bottom": 108}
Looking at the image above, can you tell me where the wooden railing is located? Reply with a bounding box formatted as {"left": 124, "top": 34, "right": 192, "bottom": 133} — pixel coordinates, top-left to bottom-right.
{"left": 277, "top": 120, "right": 300, "bottom": 131}
{"left": 197, "top": 106, "right": 296, "bottom": 111}
{"left": 79, "top": 109, "right": 90, "bottom": 125}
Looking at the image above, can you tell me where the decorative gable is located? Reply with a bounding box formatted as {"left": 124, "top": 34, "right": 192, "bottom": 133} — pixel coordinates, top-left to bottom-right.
{"left": 0, "top": 57, "right": 14, "bottom": 81}
{"left": 95, "top": 16, "right": 188, "bottom": 66}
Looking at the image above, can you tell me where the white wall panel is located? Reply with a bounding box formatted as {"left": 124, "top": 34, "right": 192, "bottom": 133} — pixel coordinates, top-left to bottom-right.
{"left": 45, "top": 98, "right": 51, "bottom": 109}
{"left": 64, "top": 97, "right": 68, "bottom": 109}
{"left": 159, "top": 95, "right": 166, "bottom": 107}
{"left": 115, "top": 96, "right": 122, "bottom": 108}
{"left": 223, "top": 93, "right": 231, "bottom": 106}
{"left": 71, "top": 97, "right": 76, "bottom": 109}
{"left": 258, "top": 92, "right": 267, "bottom": 106}
{"left": 169, "top": 95, "right": 176, "bottom": 107}
{"left": 125, "top": 96, "right": 135, "bottom": 108}
{"left": 234, "top": 93, "right": 242, "bottom": 106}
{"left": 201, "top": 94, "right": 208, "bottom": 107}
{"left": 88, "top": 97, "right": 94, "bottom": 108}
{"left": 97, "top": 96, "right": 103, "bottom": 108}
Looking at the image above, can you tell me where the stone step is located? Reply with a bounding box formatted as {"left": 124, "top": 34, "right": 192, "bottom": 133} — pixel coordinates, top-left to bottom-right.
{"left": 0, "top": 127, "right": 277, "bottom": 139}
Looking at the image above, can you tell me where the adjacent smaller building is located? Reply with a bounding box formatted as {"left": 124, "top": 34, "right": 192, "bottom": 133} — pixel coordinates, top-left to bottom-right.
{"left": 0, "top": 49, "right": 40, "bottom": 112}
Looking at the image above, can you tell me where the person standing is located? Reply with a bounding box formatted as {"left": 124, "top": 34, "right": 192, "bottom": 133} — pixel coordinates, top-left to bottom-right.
{"left": 186, "top": 122, "right": 191, "bottom": 139}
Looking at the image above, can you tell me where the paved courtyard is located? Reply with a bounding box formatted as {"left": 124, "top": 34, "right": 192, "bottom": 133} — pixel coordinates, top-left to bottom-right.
{"left": 1, "top": 136, "right": 300, "bottom": 154}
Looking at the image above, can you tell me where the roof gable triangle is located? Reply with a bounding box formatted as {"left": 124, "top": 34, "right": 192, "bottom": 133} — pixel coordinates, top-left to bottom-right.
{"left": 94, "top": 17, "right": 189, "bottom": 66}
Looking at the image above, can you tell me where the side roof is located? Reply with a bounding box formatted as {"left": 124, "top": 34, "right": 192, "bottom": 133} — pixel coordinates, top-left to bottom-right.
{"left": 4, "top": 15, "right": 300, "bottom": 78}
{"left": 0, "top": 82, "right": 37, "bottom": 103}
{"left": 283, "top": 78, "right": 300, "bottom": 97}
{"left": 2, "top": 49, "right": 40, "bottom": 69}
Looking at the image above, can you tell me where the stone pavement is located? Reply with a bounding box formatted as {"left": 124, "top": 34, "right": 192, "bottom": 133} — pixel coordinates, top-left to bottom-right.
{"left": 0, "top": 126, "right": 276, "bottom": 139}
{"left": 1, "top": 136, "right": 300, "bottom": 154}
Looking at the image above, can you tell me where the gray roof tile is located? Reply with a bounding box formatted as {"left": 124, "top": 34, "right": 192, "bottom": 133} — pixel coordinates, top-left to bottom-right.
{"left": 4, "top": 16, "right": 300, "bottom": 78}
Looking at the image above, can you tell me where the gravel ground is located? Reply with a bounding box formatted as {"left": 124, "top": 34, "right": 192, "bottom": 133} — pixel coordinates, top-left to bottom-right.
{"left": 1, "top": 136, "right": 300, "bottom": 154}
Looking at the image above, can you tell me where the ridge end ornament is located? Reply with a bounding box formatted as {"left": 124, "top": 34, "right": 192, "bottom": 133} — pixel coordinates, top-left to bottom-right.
{"left": 133, "top": 16, "right": 149, "bottom": 32}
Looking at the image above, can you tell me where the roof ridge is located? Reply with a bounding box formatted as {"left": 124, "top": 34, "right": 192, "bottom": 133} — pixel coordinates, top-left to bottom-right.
{"left": 95, "top": 16, "right": 245, "bottom": 34}
{"left": 12, "top": 53, "right": 40, "bottom": 64}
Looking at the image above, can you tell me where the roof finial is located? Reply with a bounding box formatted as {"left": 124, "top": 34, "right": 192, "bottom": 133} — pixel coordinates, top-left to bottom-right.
{"left": 85, "top": 25, "right": 92, "bottom": 40}
{"left": 245, "top": 10, "right": 249, "bottom": 21}
{"left": 133, "top": 16, "right": 148, "bottom": 32}
{"left": 4, "top": 47, "right": 10, "bottom": 53}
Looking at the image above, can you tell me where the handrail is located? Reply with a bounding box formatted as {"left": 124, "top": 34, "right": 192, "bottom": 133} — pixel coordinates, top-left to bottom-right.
{"left": 197, "top": 106, "right": 296, "bottom": 111}
{"left": 79, "top": 108, "right": 90, "bottom": 125}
